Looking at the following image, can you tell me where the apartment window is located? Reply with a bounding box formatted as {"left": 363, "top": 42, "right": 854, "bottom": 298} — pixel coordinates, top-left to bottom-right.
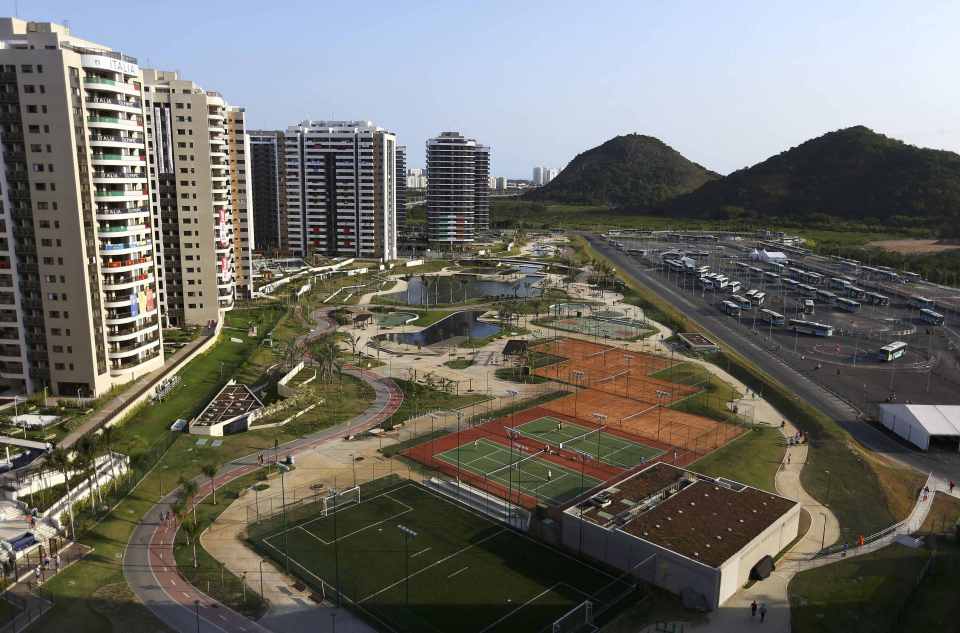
{"left": 54, "top": 362, "right": 64, "bottom": 370}
{"left": 31, "top": 163, "right": 44, "bottom": 172}
{"left": 26, "top": 105, "right": 37, "bottom": 113}
{"left": 23, "top": 85, "right": 35, "bottom": 94}
{"left": 27, "top": 125, "right": 40, "bottom": 133}
{"left": 30, "top": 144, "right": 41, "bottom": 152}
{"left": 39, "top": 220, "right": 50, "bottom": 228}
{"left": 48, "top": 311, "right": 60, "bottom": 318}
{"left": 52, "top": 345, "right": 62, "bottom": 353}
{"left": 51, "top": 328, "right": 61, "bottom": 336}
{"left": 34, "top": 183, "right": 47, "bottom": 191}
{"left": 42, "top": 257, "right": 54, "bottom": 265}
{"left": 37, "top": 64, "right": 43, "bottom": 73}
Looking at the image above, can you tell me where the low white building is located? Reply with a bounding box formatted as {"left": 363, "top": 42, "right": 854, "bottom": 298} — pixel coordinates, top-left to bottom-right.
{"left": 562, "top": 463, "right": 800, "bottom": 610}
{"left": 878, "top": 403, "right": 960, "bottom": 451}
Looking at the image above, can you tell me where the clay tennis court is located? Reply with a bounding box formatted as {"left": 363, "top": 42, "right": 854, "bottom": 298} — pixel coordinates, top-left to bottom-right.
{"left": 542, "top": 389, "right": 742, "bottom": 456}
{"left": 532, "top": 337, "right": 700, "bottom": 405}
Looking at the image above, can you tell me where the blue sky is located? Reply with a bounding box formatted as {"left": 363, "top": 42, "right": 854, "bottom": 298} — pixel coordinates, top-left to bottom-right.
{"left": 20, "top": 0, "right": 960, "bottom": 178}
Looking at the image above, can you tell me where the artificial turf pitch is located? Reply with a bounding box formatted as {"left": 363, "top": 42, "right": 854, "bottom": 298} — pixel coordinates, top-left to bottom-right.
{"left": 248, "top": 480, "right": 631, "bottom": 633}
{"left": 513, "top": 416, "right": 664, "bottom": 469}
{"left": 434, "top": 438, "right": 602, "bottom": 505}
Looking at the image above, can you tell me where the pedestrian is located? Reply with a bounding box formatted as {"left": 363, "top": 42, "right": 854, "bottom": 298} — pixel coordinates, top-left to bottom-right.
{"left": 55, "top": 553, "right": 61, "bottom": 572}
{"left": 780, "top": 420, "right": 785, "bottom": 429}
{"left": 950, "top": 480, "right": 955, "bottom": 494}
{"left": 547, "top": 470, "right": 553, "bottom": 481}
{"left": 787, "top": 454, "right": 791, "bottom": 465}
{"left": 751, "top": 600, "right": 758, "bottom": 618}
{"left": 759, "top": 603, "right": 767, "bottom": 623}
{"left": 35, "top": 564, "right": 42, "bottom": 584}
{"left": 842, "top": 542, "right": 848, "bottom": 557}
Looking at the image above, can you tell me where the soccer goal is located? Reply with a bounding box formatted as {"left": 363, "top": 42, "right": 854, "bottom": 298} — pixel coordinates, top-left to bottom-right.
{"left": 552, "top": 599, "right": 594, "bottom": 633}
{"left": 320, "top": 485, "right": 360, "bottom": 517}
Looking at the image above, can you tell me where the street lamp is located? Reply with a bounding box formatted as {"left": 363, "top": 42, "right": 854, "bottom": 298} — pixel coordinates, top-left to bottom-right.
{"left": 397, "top": 524, "right": 418, "bottom": 605}
{"left": 278, "top": 461, "right": 291, "bottom": 573}
{"left": 194, "top": 600, "right": 201, "bottom": 633}
{"left": 259, "top": 558, "right": 266, "bottom": 601}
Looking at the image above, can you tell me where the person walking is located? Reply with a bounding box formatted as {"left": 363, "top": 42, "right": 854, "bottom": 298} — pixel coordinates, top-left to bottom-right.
{"left": 759, "top": 603, "right": 767, "bottom": 623}
{"left": 751, "top": 600, "right": 758, "bottom": 618}
{"left": 950, "top": 480, "right": 956, "bottom": 494}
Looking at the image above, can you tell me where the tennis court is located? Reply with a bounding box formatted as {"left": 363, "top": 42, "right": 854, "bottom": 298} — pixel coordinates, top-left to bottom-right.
{"left": 434, "top": 438, "right": 602, "bottom": 505}
{"left": 511, "top": 416, "right": 663, "bottom": 468}
{"left": 249, "top": 479, "right": 636, "bottom": 633}
{"left": 539, "top": 316, "right": 650, "bottom": 340}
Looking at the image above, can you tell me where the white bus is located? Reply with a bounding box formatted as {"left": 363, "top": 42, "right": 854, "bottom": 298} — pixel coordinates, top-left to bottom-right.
{"left": 830, "top": 277, "right": 852, "bottom": 291}
{"left": 920, "top": 308, "right": 945, "bottom": 326}
{"left": 759, "top": 309, "right": 785, "bottom": 326}
{"left": 816, "top": 289, "right": 837, "bottom": 303}
{"left": 878, "top": 341, "right": 907, "bottom": 362}
{"left": 910, "top": 296, "right": 936, "bottom": 310}
{"left": 754, "top": 292, "right": 767, "bottom": 306}
{"left": 788, "top": 319, "right": 834, "bottom": 337}
{"left": 731, "top": 294, "right": 752, "bottom": 310}
{"left": 802, "top": 299, "right": 815, "bottom": 314}
{"left": 798, "top": 284, "right": 817, "bottom": 297}
{"left": 762, "top": 271, "right": 780, "bottom": 283}
{"left": 727, "top": 280, "right": 742, "bottom": 294}
{"left": 698, "top": 276, "right": 715, "bottom": 290}
{"left": 721, "top": 300, "right": 741, "bottom": 316}
{"left": 847, "top": 286, "right": 868, "bottom": 300}
{"left": 745, "top": 289, "right": 759, "bottom": 300}
{"left": 836, "top": 297, "right": 862, "bottom": 313}
{"left": 864, "top": 292, "right": 890, "bottom": 306}
{"left": 715, "top": 276, "right": 729, "bottom": 289}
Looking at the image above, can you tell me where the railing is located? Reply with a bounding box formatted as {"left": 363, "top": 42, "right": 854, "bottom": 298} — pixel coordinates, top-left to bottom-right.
{"left": 89, "top": 134, "right": 143, "bottom": 145}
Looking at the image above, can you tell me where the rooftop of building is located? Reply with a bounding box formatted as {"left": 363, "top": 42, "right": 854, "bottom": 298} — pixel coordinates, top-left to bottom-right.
{"left": 569, "top": 462, "right": 798, "bottom": 568}
{"left": 194, "top": 383, "right": 263, "bottom": 426}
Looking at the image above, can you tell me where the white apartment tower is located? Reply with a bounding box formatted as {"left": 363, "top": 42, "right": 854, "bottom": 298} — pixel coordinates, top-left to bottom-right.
{"left": 142, "top": 70, "right": 235, "bottom": 327}
{"left": 0, "top": 19, "right": 164, "bottom": 396}
{"left": 426, "top": 132, "right": 490, "bottom": 245}
{"left": 284, "top": 120, "right": 397, "bottom": 261}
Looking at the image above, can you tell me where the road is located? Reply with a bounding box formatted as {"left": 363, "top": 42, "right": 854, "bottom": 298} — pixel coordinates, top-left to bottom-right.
{"left": 584, "top": 233, "right": 960, "bottom": 481}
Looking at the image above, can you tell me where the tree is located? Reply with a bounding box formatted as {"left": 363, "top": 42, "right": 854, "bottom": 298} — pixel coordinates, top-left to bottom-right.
{"left": 179, "top": 510, "right": 202, "bottom": 569}
{"left": 202, "top": 463, "right": 218, "bottom": 505}
{"left": 101, "top": 426, "right": 119, "bottom": 494}
{"left": 76, "top": 436, "right": 100, "bottom": 510}
{"left": 179, "top": 477, "right": 199, "bottom": 523}
{"left": 47, "top": 447, "right": 76, "bottom": 540}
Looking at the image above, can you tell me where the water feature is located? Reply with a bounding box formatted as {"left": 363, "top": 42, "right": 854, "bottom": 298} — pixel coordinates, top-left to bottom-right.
{"left": 391, "top": 271, "right": 545, "bottom": 306}
{"left": 373, "top": 310, "right": 500, "bottom": 348}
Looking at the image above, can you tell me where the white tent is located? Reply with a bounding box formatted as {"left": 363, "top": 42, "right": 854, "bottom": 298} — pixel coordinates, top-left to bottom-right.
{"left": 759, "top": 250, "right": 788, "bottom": 264}
{"left": 878, "top": 404, "right": 960, "bottom": 450}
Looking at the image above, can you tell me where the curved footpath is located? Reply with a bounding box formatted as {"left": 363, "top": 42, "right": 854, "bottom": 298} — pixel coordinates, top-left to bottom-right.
{"left": 123, "top": 308, "right": 403, "bottom": 633}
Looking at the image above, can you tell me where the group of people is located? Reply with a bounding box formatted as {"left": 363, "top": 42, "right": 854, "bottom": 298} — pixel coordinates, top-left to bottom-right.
{"left": 750, "top": 600, "right": 768, "bottom": 622}
{"left": 33, "top": 552, "right": 62, "bottom": 585}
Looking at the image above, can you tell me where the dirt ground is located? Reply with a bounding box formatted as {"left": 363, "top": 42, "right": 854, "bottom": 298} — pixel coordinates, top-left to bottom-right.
{"left": 866, "top": 239, "right": 960, "bottom": 254}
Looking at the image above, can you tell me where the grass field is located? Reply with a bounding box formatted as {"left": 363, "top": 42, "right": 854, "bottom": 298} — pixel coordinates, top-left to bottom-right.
{"left": 513, "top": 416, "right": 663, "bottom": 469}
{"left": 249, "top": 479, "right": 633, "bottom": 633}
{"left": 690, "top": 427, "right": 785, "bottom": 492}
{"left": 435, "top": 438, "right": 601, "bottom": 505}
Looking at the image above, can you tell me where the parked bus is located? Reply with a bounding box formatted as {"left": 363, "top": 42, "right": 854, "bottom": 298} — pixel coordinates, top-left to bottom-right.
{"left": 816, "top": 289, "right": 837, "bottom": 303}
{"left": 910, "top": 296, "right": 936, "bottom": 310}
{"left": 836, "top": 297, "right": 862, "bottom": 313}
{"left": 745, "top": 289, "right": 759, "bottom": 300}
{"left": 727, "top": 280, "right": 742, "bottom": 294}
{"left": 783, "top": 278, "right": 800, "bottom": 290}
{"left": 847, "top": 286, "right": 867, "bottom": 300}
{"left": 715, "top": 275, "right": 729, "bottom": 289}
{"left": 878, "top": 341, "right": 907, "bottom": 362}
{"left": 788, "top": 319, "right": 834, "bottom": 337}
{"left": 731, "top": 294, "right": 752, "bottom": 310}
{"left": 753, "top": 291, "right": 766, "bottom": 306}
{"left": 762, "top": 271, "right": 780, "bottom": 284}
{"left": 830, "top": 277, "right": 852, "bottom": 291}
{"left": 798, "top": 284, "right": 817, "bottom": 297}
{"left": 698, "top": 277, "right": 715, "bottom": 291}
{"left": 920, "top": 308, "right": 945, "bottom": 326}
{"left": 802, "top": 299, "right": 815, "bottom": 314}
{"left": 721, "top": 300, "right": 741, "bottom": 316}
{"left": 864, "top": 292, "right": 890, "bottom": 306}
{"left": 696, "top": 265, "right": 710, "bottom": 275}
{"left": 759, "top": 309, "right": 785, "bottom": 326}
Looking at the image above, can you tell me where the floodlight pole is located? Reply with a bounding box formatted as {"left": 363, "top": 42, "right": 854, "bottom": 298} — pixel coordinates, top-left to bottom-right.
{"left": 398, "top": 524, "right": 418, "bottom": 605}
{"left": 279, "top": 462, "right": 290, "bottom": 574}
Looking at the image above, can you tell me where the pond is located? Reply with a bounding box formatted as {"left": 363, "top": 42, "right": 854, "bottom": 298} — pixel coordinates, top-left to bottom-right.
{"left": 391, "top": 272, "right": 545, "bottom": 306}
{"left": 373, "top": 310, "right": 500, "bottom": 347}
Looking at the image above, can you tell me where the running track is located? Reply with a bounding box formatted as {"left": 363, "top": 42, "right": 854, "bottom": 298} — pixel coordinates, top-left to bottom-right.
{"left": 123, "top": 312, "right": 403, "bottom": 633}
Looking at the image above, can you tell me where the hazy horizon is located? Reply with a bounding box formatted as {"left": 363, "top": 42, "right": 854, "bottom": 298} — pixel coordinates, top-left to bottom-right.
{"left": 19, "top": 1, "right": 960, "bottom": 178}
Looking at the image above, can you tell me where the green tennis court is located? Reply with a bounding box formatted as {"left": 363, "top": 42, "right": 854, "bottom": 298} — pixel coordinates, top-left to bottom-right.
{"left": 513, "top": 416, "right": 664, "bottom": 468}
{"left": 434, "top": 438, "right": 601, "bottom": 505}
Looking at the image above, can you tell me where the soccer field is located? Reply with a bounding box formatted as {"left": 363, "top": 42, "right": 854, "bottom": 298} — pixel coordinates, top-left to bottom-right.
{"left": 434, "top": 438, "right": 602, "bottom": 505}
{"left": 248, "top": 480, "right": 634, "bottom": 633}
{"left": 513, "top": 416, "right": 664, "bottom": 468}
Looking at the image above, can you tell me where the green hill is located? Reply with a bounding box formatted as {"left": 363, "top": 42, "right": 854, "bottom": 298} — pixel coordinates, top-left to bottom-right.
{"left": 524, "top": 134, "right": 719, "bottom": 208}
{"left": 667, "top": 126, "right": 960, "bottom": 227}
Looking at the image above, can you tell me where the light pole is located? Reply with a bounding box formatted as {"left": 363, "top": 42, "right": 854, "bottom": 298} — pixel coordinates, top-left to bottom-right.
{"left": 194, "top": 600, "right": 201, "bottom": 633}
{"left": 397, "top": 524, "right": 418, "bottom": 605}
{"left": 279, "top": 461, "right": 290, "bottom": 573}
{"left": 259, "top": 558, "right": 265, "bottom": 600}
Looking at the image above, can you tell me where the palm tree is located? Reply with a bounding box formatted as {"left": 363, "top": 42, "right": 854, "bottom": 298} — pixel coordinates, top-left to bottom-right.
{"left": 179, "top": 477, "right": 199, "bottom": 523}
{"left": 202, "top": 464, "right": 218, "bottom": 505}
{"left": 47, "top": 448, "right": 75, "bottom": 540}
{"left": 101, "top": 426, "right": 119, "bottom": 494}
{"left": 177, "top": 508, "right": 202, "bottom": 569}
{"left": 76, "top": 436, "right": 100, "bottom": 510}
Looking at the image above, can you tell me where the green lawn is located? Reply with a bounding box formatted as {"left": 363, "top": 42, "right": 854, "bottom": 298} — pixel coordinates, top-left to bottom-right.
{"left": 248, "top": 478, "right": 631, "bottom": 633}
{"left": 381, "top": 379, "right": 490, "bottom": 430}
{"left": 690, "top": 427, "right": 785, "bottom": 492}
{"left": 650, "top": 362, "right": 745, "bottom": 425}
{"left": 789, "top": 543, "right": 936, "bottom": 633}
{"left": 443, "top": 358, "right": 474, "bottom": 370}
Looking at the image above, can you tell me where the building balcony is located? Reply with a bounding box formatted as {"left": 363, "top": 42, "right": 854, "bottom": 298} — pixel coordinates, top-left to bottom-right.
{"left": 89, "top": 134, "right": 145, "bottom": 147}
{"left": 109, "top": 346, "right": 162, "bottom": 376}
{"left": 86, "top": 98, "right": 143, "bottom": 114}
{"left": 96, "top": 206, "right": 150, "bottom": 220}
{"left": 108, "top": 321, "right": 159, "bottom": 343}
{"left": 103, "top": 272, "right": 152, "bottom": 291}
{"left": 94, "top": 189, "right": 147, "bottom": 202}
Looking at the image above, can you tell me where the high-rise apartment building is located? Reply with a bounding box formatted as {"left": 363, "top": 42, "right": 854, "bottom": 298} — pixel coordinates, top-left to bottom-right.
{"left": 426, "top": 132, "right": 490, "bottom": 246}
{"left": 142, "top": 69, "right": 234, "bottom": 327}
{"left": 249, "top": 130, "right": 285, "bottom": 255}
{"left": 532, "top": 166, "right": 545, "bottom": 186}
{"left": 532, "top": 165, "right": 560, "bottom": 186}
{"left": 396, "top": 145, "right": 406, "bottom": 229}
{"left": 284, "top": 120, "right": 397, "bottom": 261}
{"left": 0, "top": 18, "right": 163, "bottom": 396}
{"left": 227, "top": 107, "right": 254, "bottom": 299}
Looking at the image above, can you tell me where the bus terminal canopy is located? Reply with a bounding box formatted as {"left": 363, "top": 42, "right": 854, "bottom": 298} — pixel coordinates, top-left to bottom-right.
{"left": 878, "top": 404, "right": 960, "bottom": 451}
